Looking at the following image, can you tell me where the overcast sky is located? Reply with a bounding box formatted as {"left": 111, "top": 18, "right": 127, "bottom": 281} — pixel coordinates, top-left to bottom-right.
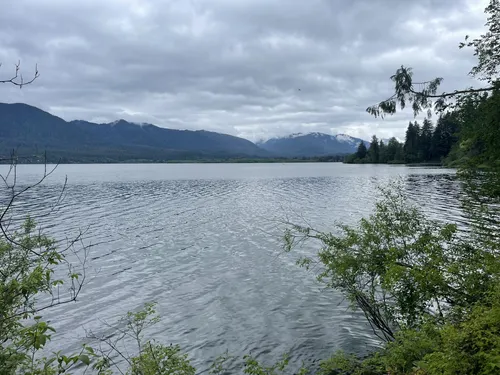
{"left": 0, "top": 0, "right": 489, "bottom": 141}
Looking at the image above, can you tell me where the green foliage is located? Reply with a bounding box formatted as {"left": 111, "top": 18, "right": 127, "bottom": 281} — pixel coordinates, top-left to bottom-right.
{"left": 419, "top": 119, "right": 433, "bottom": 161}
{"left": 368, "top": 136, "right": 380, "bottom": 163}
{"left": 383, "top": 325, "right": 447, "bottom": 374}
{"left": 209, "top": 352, "right": 309, "bottom": 375}
{"left": 344, "top": 154, "right": 371, "bottom": 164}
{"left": 378, "top": 140, "right": 388, "bottom": 163}
{"left": 455, "top": 86, "right": 500, "bottom": 193}
{"left": 288, "top": 71, "right": 500, "bottom": 368}
{"left": 125, "top": 301, "right": 161, "bottom": 349}
{"left": 345, "top": 116, "right": 460, "bottom": 165}
{"left": 356, "top": 142, "right": 368, "bottom": 160}
{"left": 127, "top": 343, "right": 195, "bottom": 375}
{"left": 285, "top": 181, "right": 500, "bottom": 373}
{"left": 285, "top": 184, "right": 497, "bottom": 340}
{"left": 419, "top": 288, "right": 500, "bottom": 374}
{"left": 366, "top": 1, "right": 498, "bottom": 119}
{"left": 291, "top": 76, "right": 500, "bottom": 368}
{"left": 0, "top": 216, "right": 90, "bottom": 374}
{"left": 243, "top": 354, "right": 290, "bottom": 375}
{"left": 84, "top": 302, "right": 198, "bottom": 375}
{"left": 403, "top": 121, "right": 419, "bottom": 163}
{"left": 459, "top": 0, "right": 500, "bottom": 83}
{"left": 431, "top": 113, "right": 460, "bottom": 161}
{"left": 387, "top": 137, "right": 405, "bottom": 163}
{"left": 319, "top": 296, "right": 500, "bottom": 375}
{"left": 209, "top": 351, "right": 234, "bottom": 375}
{"left": 1, "top": 218, "right": 60, "bottom": 328}
{"left": 318, "top": 350, "right": 384, "bottom": 375}
{"left": 367, "top": 285, "right": 499, "bottom": 375}
{"left": 366, "top": 65, "right": 443, "bottom": 118}
{"left": 85, "top": 302, "right": 310, "bottom": 375}
{"left": 3, "top": 3, "right": 499, "bottom": 372}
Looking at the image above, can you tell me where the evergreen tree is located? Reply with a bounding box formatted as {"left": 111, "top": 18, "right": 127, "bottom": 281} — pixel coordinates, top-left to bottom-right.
{"left": 386, "top": 137, "right": 404, "bottom": 163}
{"left": 404, "top": 121, "right": 421, "bottom": 163}
{"left": 394, "top": 143, "right": 405, "bottom": 162}
{"left": 419, "top": 119, "right": 433, "bottom": 161}
{"left": 385, "top": 137, "right": 398, "bottom": 161}
{"left": 379, "top": 140, "right": 388, "bottom": 163}
{"left": 356, "top": 141, "right": 367, "bottom": 159}
{"left": 431, "top": 113, "right": 460, "bottom": 160}
{"left": 368, "top": 135, "right": 380, "bottom": 163}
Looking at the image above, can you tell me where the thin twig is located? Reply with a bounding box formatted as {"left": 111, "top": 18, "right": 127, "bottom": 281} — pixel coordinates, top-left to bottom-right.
{"left": 0, "top": 61, "right": 39, "bottom": 88}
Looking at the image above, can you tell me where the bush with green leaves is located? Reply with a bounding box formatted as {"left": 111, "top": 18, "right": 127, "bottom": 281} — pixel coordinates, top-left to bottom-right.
{"left": 285, "top": 183, "right": 499, "bottom": 339}
{"left": 307, "top": 1, "right": 499, "bottom": 372}
{"left": 318, "top": 284, "right": 500, "bottom": 375}
{"left": 0, "top": 162, "right": 92, "bottom": 374}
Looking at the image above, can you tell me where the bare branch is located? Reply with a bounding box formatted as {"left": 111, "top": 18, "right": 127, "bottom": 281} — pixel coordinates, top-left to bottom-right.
{"left": 0, "top": 153, "right": 92, "bottom": 326}
{"left": 0, "top": 155, "right": 61, "bottom": 254}
{"left": 0, "top": 61, "right": 39, "bottom": 88}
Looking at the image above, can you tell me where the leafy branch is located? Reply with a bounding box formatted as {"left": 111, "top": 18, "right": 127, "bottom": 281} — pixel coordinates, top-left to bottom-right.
{"left": 367, "top": 0, "right": 499, "bottom": 119}
{"left": 366, "top": 66, "right": 496, "bottom": 118}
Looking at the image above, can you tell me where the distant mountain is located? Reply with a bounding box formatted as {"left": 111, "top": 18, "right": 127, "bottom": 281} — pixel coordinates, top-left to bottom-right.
{"left": 0, "top": 103, "right": 268, "bottom": 162}
{"left": 257, "top": 132, "right": 368, "bottom": 157}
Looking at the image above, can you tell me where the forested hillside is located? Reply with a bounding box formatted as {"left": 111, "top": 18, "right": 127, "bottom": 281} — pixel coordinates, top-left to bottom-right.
{"left": 0, "top": 103, "right": 268, "bottom": 162}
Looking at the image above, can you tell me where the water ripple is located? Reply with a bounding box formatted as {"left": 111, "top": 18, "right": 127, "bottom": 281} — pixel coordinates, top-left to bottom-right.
{"left": 2, "top": 163, "right": 460, "bottom": 373}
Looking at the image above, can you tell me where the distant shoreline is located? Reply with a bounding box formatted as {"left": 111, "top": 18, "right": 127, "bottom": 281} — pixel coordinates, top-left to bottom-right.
{"left": 0, "top": 159, "right": 452, "bottom": 166}
{"left": 0, "top": 157, "right": 346, "bottom": 165}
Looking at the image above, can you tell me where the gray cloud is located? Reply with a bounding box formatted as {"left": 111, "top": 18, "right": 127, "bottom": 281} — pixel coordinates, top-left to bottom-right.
{"left": 0, "top": 0, "right": 489, "bottom": 141}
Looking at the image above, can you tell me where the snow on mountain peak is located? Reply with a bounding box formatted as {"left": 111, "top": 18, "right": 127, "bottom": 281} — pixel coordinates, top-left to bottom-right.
{"left": 267, "top": 132, "right": 368, "bottom": 144}
{"left": 335, "top": 134, "right": 357, "bottom": 144}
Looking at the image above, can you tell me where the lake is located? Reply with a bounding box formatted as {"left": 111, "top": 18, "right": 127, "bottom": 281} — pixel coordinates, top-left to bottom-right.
{"left": 4, "top": 163, "right": 461, "bottom": 373}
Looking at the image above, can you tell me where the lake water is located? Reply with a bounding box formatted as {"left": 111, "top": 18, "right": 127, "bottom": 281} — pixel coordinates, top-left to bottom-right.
{"left": 4, "top": 163, "right": 461, "bottom": 373}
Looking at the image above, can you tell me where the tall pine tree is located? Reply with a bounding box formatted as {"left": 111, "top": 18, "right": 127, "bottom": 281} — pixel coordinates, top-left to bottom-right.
{"left": 386, "top": 137, "right": 402, "bottom": 162}
{"left": 379, "top": 140, "right": 388, "bottom": 163}
{"left": 368, "top": 135, "right": 380, "bottom": 163}
{"left": 431, "top": 113, "right": 460, "bottom": 160}
{"left": 419, "top": 119, "right": 434, "bottom": 161}
{"left": 404, "top": 121, "right": 421, "bottom": 163}
{"left": 356, "top": 141, "right": 368, "bottom": 159}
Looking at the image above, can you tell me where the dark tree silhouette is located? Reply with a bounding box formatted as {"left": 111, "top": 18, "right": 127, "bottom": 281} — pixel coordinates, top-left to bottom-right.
{"left": 356, "top": 141, "right": 368, "bottom": 159}
{"left": 0, "top": 61, "right": 39, "bottom": 88}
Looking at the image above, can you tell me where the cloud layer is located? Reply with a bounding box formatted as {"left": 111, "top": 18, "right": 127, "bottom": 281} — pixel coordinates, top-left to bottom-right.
{"left": 0, "top": 0, "right": 489, "bottom": 141}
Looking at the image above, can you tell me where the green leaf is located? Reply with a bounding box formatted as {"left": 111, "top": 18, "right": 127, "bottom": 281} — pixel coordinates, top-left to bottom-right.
{"left": 85, "top": 346, "right": 95, "bottom": 355}
{"left": 79, "top": 354, "right": 91, "bottom": 366}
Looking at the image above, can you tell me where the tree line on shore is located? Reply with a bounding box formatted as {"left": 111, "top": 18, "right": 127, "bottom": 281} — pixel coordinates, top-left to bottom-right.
{"left": 345, "top": 113, "right": 461, "bottom": 165}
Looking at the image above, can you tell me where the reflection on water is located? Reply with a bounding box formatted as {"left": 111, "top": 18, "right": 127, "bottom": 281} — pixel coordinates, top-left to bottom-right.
{"left": 2, "top": 163, "right": 460, "bottom": 372}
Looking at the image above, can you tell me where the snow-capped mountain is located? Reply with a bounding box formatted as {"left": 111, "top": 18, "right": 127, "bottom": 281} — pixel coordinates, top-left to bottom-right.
{"left": 257, "top": 132, "right": 369, "bottom": 157}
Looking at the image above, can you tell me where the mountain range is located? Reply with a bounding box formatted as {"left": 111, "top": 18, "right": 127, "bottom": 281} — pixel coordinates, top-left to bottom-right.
{"left": 0, "top": 103, "right": 368, "bottom": 162}
{"left": 0, "top": 103, "right": 267, "bottom": 162}
{"left": 257, "top": 132, "right": 368, "bottom": 157}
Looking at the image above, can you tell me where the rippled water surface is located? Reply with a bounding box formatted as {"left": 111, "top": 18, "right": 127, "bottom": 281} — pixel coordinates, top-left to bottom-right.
{"left": 5, "top": 163, "right": 461, "bottom": 372}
